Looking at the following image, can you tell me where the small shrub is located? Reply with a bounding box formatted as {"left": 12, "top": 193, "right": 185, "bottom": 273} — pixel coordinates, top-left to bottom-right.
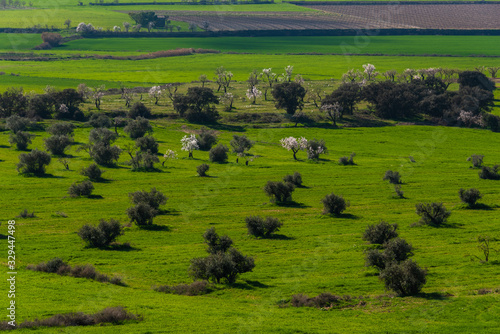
{"left": 394, "top": 184, "right": 404, "bottom": 198}
{"left": 41, "top": 32, "right": 62, "bottom": 46}
{"left": 78, "top": 219, "right": 123, "bottom": 248}
{"left": 459, "top": 188, "right": 482, "bottom": 207}
{"left": 209, "top": 144, "right": 229, "bottom": 163}
{"left": 321, "top": 193, "right": 349, "bottom": 215}
{"left": 6, "top": 115, "right": 30, "bottom": 133}
{"left": 44, "top": 135, "right": 73, "bottom": 155}
{"left": 124, "top": 117, "right": 152, "bottom": 139}
{"left": 264, "top": 181, "right": 295, "bottom": 203}
{"left": 479, "top": 165, "right": 500, "bottom": 180}
{"left": 129, "top": 150, "right": 159, "bottom": 171}
{"left": 383, "top": 170, "right": 401, "bottom": 184}
{"left": 89, "top": 128, "right": 117, "bottom": 146}
{"left": 9, "top": 131, "right": 34, "bottom": 150}
{"left": 415, "top": 202, "right": 451, "bottom": 226}
{"left": 126, "top": 202, "right": 157, "bottom": 226}
{"left": 17, "top": 209, "right": 36, "bottom": 218}
{"left": 290, "top": 293, "right": 347, "bottom": 308}
{"left": 306, "top": 138, "right": 327, "bottom": 160}
{"left": 17, "top": 148, "right": 51, "bottom": 175}
{"left": 383, "top": 237, "right": 414, "bottom": 263}
{"left": 467, "top": 154, "right": 484, "bottom": 168}
{"left": 203, "top": 227, "right": 233, "bottom": 254}
{"left": 230, "top": 134, "right": 253, "bottom": 154}
{"left": 47, "top": 122, "right": 75, "bottom": 136}
{"left": 81, "top": 163, "right": 103, "bottom": 181}
{"left": 379, "top": 259, "right": 427, "bottom": 296}
{"left": 89, "top": 114, "right": 113, "bottom": 128}
{"left": 283, "top": 171, "right": 302, "bottom": 186}
{"left": 129, "top": 188, "right": 167, "bottom": 210}
{"left": 135, "top": 135, "right": 159, "bottom": 154}
{"left": 197, "top": 163, "right": 210, "bottom": 176}
{"left": 338, "top": 152, "right": 356, "bottom": 165}
{"left": 68, "top": 180, "right": 94, "bottom": 197}
{"left": 245, "top": 216, "right": 283, "bottom": 238}
{"left": 196, "top": 128, "right": 218, "bottom": 151}
{"left": 90, "top": 142, "right": 122, "bottom": 166}
{"left": 155, "top": 281, "right": 210, "bottom": 296}
{"left": 128, "top": 102, "right": 152, "bottom": 119}
{"left": 363, "top": 221, "right": 398, "bottom": 245}
{"left": 365, "top": 249, "right": 387, "bottom": 270}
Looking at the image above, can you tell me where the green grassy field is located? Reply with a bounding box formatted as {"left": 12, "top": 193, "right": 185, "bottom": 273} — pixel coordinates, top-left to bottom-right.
{"left": 1, "top": 119, "right": 500, "bottom": 332}
{"left": 1, "top": 53, "right": 499, "bottom": 92}
{"left": 61, "top": 35, "right": 500, "bottom": 56}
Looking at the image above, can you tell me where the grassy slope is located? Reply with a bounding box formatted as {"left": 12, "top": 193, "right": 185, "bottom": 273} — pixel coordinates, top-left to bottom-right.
{"left": 61, "top": 35, "right": 500, "bottom": 56}
{"left": 1, "top": 121, "right": 500, "bottom": 333}
{"left": 1, "top": 53, "right": 499, "bottom": 92}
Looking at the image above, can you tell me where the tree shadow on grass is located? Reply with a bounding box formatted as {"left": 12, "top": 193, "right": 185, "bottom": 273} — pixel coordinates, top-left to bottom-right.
{"left": 158, "top": 209, "right": 181, "bottom": 216}
{"left": 0, "top": 234, "right": 8, "bottom": 240}
{"left": 266, "top": 234, "right": 294, "bottom": 240}
{"left": 323, "top": 213, "right": 360, "bottom": 220}
{"left": 105, "top": 243, "right": 140, "bottom": 252}
{"left": 207, "top": 123, "right": 246, "bottom": 132}
{"left": 276, "top": 201, "right": 310, "bottom": 209}
{"left": 466, "top": 203, "right": 496, "bottom": 211}
{"left": 415, "top": 292, "right": 452, "bottom": 300}
{"left": 140, "top": 224, "right": 171, "bottom": 231}
{"left": 29, "top": 173, "right": 65, "bottom": 179}
{"left": 87, "top": 194, "right": 104, "bottom": 199}
{"left": 231, "top": 280, "right": 271, "bottom": 290}
{"left": 0, "top": 145, "right": 9, "bottom": 148}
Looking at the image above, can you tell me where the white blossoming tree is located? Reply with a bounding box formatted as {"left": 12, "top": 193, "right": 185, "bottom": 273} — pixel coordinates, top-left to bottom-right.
{"left": 280, "top": 136, "right": 307, "bottom": 160}
{"left": 246, "top": 87, "right": 262, "bottom": 104}
{"left": 149, "top": 86, "right": 163, "bottom": 105}
{"left": 162, "top": 149, "right": 178, "bottom": 167}
{"left": 260, "top": 68, "right": 278, "bottom": 100}
{"left": 321, "top": 102, "right": 343, "bottom": 126}
{"left": 181, "top": 134, "right": 199, "bottom": 158}
{"left": 362, "top": 64, "right": 378, "bottom": 81}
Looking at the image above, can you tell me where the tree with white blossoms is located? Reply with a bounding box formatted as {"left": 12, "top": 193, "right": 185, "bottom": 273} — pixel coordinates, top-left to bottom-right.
{"left": 149, "top": 86, "right": 163, "bottom": 105}
{"left": 76, "top": 22, "right": 95, "bottom": 33}
{"left": 362, "top": 64, "right": 378, "bottom": 81}
{"left": 458, "top": 110, "right": 484, "bottom": 128}
{"left": 260, "top": 68, "right": 278, "bottom": 100}
{"left": 162, "top": 149, "right": 178, "bottom": 167}
{"left": 92, "top": 85, "right": 105, "bottom": 110}
{"left": 181, "top": 134, "right": 199, "bottom": 158}
{"left": 123, "top": 22, "right": 131, "bottom": 32}
{"left": 219, "top": 92, "right": 234, "bottom": 112}
{"left": 281, "top": 65, "right": 294, "bottom": 82}
{"left": 246, "top": 87, "right": 262, "bottom": 104}
{"left": 113, "top": 26, "right": 121, "bottom": 32}
{"left": 280, "top": 136, "right": 307, "bottom": 160}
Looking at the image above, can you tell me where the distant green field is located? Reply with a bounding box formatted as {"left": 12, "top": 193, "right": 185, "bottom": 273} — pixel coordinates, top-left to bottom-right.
{"left": 0, "top": 33, "right": 41, "bottom": 50}
{"left": 1, "top": 54, "right": 499, "bottom": 92}
{"left": 62, "top": 35, "right": 500, "bottom": 57}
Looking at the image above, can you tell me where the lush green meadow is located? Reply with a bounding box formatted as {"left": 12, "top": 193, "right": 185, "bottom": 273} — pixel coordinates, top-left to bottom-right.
{"left": 1, "top": 117, "right": 500, "bottom": 332}
{"left": 1, "top": 53, "right": 499, "bottom": 92}
{"left": 62, "top": 35, "right": 500, "bottom": 56}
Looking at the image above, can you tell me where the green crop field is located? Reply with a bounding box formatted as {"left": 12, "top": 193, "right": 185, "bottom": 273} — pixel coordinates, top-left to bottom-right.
{"left": 61, "top": 35, "right": 500, "bottom": 56}
{"left": 1, "top": 53, "right": 499, "bottom": 92}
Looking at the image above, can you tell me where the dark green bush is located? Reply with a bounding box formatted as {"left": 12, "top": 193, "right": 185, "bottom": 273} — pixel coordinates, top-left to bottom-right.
{"left": 467, "top": 154, "right": 484, "bottom": 168}
{"left": 203, "top": 227, "right": 233, "bottom": 254}
{"left": 379, "top": 259, "right": 427, "bottom": 296}
{"left": 478, "top": 165, "right": 500, "bottom": 180}
{"left": 81, "top": 163, "right": 103, "bottom": 181}
{"left": 78, "top": 219, "right": 124, "bottom": 248}
{"left": 68, "top": 180, "right": 94, "bottom": 197}
{"left": 44, "top": 135, "right": 73, "bottom": 155}
{"left": 126, "top": 202, "right": 157, "bottom": 226}
{"left": 283, "top": 171, "right": 302, "bottom": 186}
{"left": 89, "top": 114, "right": 113, "bottom": 128}
{"left": 196, "top": 128, "right": 218, "bottom": 151}
{"left": 124, "top": 117, "right": 152, "bottom": 139}
{"left": 9, "top": 131, "right": 34, "bottom": 150}
{"left": 306, "top": 138, "right": 327, "bottom": 160}
{"left": 321, "top": 193, "right": 349, "bottom": 215}
{"left": 363, "top": 221, "right": 398, "bottom": 245}
{"left": 129, "top": 188, "right": 167, "bottom": 210}
{"left": 129, "top": 150, "right": 159, "bottom": 171}
{"left": 383, "top": 170, "right": 401, "bottom": 184}
{"left": 6, "top": 115, "right": 30, "bottom": 133}
{"left": 415, "top": 202, "right": 451, "bottom": 226}
{"left": 89, "top": 128, "right": 117, "bottom": 146}
{"left": 16, "top": 148, "right": 51, "bottom": 175}
{"left": 197, "top": 163, "right": 209, "bottom": 177}
{"left": 209, "top": 144, "right": 229, "bottom": 163}
{"left": 264, "top": 181, "right": 295, "bottom": 203}
{"left": 245, "top": 216, "right": 283, "bottom": 238}
{"left": 47, "top": 122, "right": 74, "bottom": 136}
{"left": 128, "top": 102, "right": 152, "bottom": 119}
{"left": 459, "top": 188, "right": 482, "bottom": 207}
{"left": 90, "top": 142, "right": 122, "bottom": 166}
{"left": 338, "top": 152, "right": 356, "bottom": 165}
{"left": 230, "top": 134, "right": 253, "bottom": 154}
{"left": 135, "top": 135, "right": 159, "bottom": 154}
{"left": 383, "top": 237, "right": 414, "bottom": 264}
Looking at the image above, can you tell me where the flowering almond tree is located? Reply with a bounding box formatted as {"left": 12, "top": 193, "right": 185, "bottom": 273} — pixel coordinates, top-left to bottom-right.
{"left": 162, "top": 149, "right": 177, "bottom": 167}
{"left": 280, "top": 136, "right": 307, "bottom": 160}
{"left": 181, "top": 134, "right": 199, "bottom": 158}
{"left": 149, "top": 86, "right": 163, "bottom": 105}
{"left": 363, "top": 64, "right": 378, "bottom": 81}
{"left": 246, "top": 87, "right": 262, "bottom": 104}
